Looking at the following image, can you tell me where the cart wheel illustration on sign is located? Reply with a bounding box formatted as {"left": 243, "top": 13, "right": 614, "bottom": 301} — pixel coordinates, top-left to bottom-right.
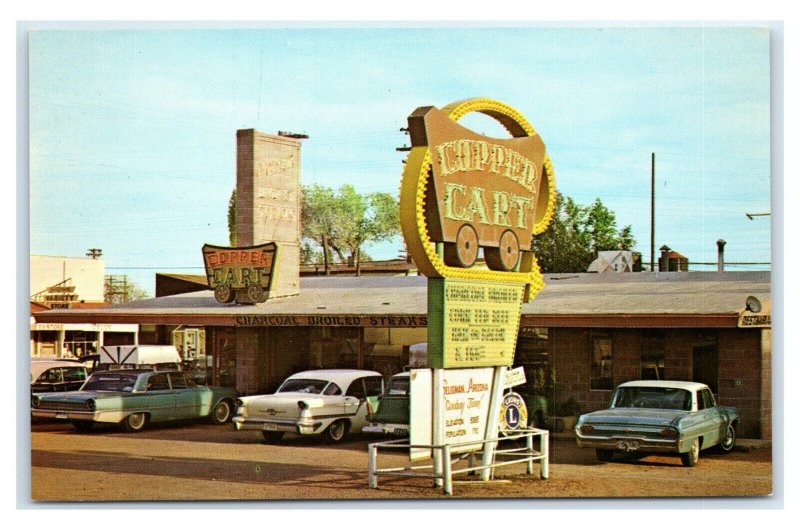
{"left": 214, "top": 285, "right": 235, "bottom": 304}
{"left": 203, "top": 242, "right": 278, "bottom": 305}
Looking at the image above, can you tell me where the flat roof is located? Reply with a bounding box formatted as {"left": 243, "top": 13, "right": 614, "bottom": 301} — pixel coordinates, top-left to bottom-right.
{"left": 33, "top": 271, "right": 771, "bottom": 329}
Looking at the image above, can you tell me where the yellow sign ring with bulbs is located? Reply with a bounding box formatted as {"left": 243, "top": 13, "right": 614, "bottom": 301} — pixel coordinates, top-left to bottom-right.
{"left": 399, "top": 98, "right": 556, "bottom": 299}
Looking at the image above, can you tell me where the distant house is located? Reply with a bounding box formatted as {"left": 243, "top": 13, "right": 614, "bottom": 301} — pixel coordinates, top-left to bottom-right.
{"left": 587, "top": 251, "right": 637, "bottom": 273}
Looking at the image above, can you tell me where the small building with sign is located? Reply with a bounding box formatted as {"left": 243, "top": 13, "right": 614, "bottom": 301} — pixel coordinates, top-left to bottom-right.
{"left": 30, "top": 254, "right": 138, "bottom": 357}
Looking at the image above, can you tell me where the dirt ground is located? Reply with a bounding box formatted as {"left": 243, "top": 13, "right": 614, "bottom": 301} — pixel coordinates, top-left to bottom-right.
{"left": 28, "top": 420, "right": 773, "bottom": 503}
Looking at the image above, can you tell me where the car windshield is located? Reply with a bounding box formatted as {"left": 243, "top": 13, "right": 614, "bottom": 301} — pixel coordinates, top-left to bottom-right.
{"left": 82, "top": 373, "right": 140, "bottom": 392}
{"left": 277, "top": 378, "right": 329, "bottom": 394}
{"left": 612, "top": 386, "right": 692, "bottom": 411}
{"left": 387, "top": 376, "right": 410, "bottom": 396}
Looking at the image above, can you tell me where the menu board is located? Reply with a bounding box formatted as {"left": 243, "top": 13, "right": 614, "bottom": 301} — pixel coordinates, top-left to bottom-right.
{"left": 427, "top": 278, "right": 524, "bottom": 368}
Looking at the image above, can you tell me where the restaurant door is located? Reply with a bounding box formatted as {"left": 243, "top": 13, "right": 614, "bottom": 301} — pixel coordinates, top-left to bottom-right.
{"left": 212, "top": 328, "right": 237, "bottom": 388}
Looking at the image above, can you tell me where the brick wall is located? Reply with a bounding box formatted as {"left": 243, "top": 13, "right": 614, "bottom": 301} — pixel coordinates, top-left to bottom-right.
{"left": 235, "top": 328, "right": 262, "bottom": 395}
{"left": 717, "top": 328, "right": 765, "bottom": 438}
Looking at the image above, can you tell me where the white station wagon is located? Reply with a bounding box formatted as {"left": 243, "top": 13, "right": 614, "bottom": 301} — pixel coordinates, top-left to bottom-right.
{"left": 232, "top": 369, "right": 384, "bottom": 443}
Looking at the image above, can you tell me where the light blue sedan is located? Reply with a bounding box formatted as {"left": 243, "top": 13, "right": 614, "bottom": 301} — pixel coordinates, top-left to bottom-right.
{"left": 575, "top": 380, "right": 738, "bottom": 467}
{"left": 32, "top": 369, "right": 238, "bottom": 432}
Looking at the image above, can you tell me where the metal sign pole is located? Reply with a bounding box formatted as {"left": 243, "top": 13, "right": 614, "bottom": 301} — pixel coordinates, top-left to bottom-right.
{"left": 480, "top": 366, "right": 507, "bottom": 481}
{"left": 432, "top": 368, "right": 444, "bottom": 487}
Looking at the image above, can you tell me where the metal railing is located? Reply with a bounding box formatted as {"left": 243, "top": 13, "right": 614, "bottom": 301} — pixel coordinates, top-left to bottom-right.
{"left": 368, "top": 428, "right": 549, "bottom": 495}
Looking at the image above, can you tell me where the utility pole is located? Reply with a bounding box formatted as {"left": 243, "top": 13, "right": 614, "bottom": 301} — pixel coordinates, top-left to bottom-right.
{"left": 650, "top": 153, "right": 655, "bottom": 272}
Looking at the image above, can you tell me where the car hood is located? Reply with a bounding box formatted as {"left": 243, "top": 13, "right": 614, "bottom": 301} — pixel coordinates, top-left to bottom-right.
{"left": 579, "top": 408, "right": 689, "bottom": 427}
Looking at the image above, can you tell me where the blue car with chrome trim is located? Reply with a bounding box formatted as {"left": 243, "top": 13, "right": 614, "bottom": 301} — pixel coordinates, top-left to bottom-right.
{"left": 575, "top": 380, "right": 738, "bottom": 467}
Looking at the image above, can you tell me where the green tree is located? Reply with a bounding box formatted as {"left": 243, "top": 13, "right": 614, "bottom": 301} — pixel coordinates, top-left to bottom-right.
{"left": 301, "top": 184, "right": 399, "bottom": 274}
{"left": 104, "top": 275, "right": 149, "bottom": 304}
{"left": 532, "top": 192, "right": 635, "bottom": 273}
{"left": 227, "top": 188, "right": 237, "bottom": 246}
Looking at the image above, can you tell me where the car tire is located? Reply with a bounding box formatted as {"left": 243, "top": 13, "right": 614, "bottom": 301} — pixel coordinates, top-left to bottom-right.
{"left": 596, "top": 449, "right": 614, "bottom": 462}
{"left": 719, "top": 423, "right": 736, "bottom": 452}
{"left": 122, "top": 412, "right": 148, "bottom": 432}
{"left": 71, "top": 420, "right": 94, "bottom": 432}
{"left": 210, "top": 400, "right": 232, "bottom": 424}
{"left": 681, "top": 438, "right": 700, "bottom": 467}
{"left": 262, "top": 431, "right": 284, "bottom": 443}
{"left": 323, "top": 419, "right": 349, "bottom": 443}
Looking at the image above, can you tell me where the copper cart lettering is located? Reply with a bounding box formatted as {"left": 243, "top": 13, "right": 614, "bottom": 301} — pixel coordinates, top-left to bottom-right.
{"left": 203, "top": 242, "right": 277, "bottom": 304}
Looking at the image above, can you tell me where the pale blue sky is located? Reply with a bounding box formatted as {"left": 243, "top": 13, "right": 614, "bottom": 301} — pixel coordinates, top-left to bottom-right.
{"left": 28, "top": 26, "right": 772, "bottom": 295}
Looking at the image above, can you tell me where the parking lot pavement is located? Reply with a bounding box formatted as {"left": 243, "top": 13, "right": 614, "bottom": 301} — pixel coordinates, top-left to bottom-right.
{"left": 29, "top": 420, "right": 773, "bottom": 501}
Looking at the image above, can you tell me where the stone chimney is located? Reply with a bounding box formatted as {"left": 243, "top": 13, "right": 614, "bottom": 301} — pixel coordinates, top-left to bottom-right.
{"left": 236, "top": 129, "right": 302, "bottom": 298}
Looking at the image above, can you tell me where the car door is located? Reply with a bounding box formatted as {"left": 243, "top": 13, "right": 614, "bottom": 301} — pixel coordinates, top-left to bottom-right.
{"left": 344, "top": 376, "right": 384, "bottom": 430}
{"left": 169, "top": 372, "right": 208, "bottom": 419}
{"left": 142, "top": 372, "right": 177, "bottom": 422}
{"left": 695, "top": 387, "right": 724, "bottom": 448}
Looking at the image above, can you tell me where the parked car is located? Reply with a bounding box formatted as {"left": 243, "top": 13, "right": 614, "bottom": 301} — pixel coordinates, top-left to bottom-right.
{"left": 31, "top": 368, "right": 238, "bottom": 432}
{"left": 575, "top": 380, "right": 738, "bottom": 467}
{"left": 31, "top": 358, "right": 89, "bottom": 394}
{"left": 363, "top": 372, "right": 410, "bottom": 436}
{"left": 233, "top": 369, "right": 384, "bottom": 443}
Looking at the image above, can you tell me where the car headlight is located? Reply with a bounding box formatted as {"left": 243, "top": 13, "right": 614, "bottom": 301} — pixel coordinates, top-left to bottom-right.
{"left": 235, "top": 399, "right": 244, "bottom": 408}
{"left": 31, "top": 396, "right": 40, "bottom": 408}
{"left": 86, "top": 399, "right": 96, "bottom": 411}
{"left": 297, "top": 400, "right": 308, "bottom": 410}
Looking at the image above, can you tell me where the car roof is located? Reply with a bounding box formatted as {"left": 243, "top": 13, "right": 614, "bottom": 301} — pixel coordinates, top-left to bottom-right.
{"left": 617, "top": 380, "right": 708, "bottom": 392}
{"left": 91, "top": 368, "right": 158, "bottom": 376}
{"left": 30, "top": 359, "right": 87, "bottom": 380}
{"left": 286, "top": 369, "right": 383, "bottom": 388}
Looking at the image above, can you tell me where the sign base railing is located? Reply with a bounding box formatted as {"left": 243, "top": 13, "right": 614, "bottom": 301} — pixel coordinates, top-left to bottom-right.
{"left": 367, "top": 428, "right": 549, "bottom": 495}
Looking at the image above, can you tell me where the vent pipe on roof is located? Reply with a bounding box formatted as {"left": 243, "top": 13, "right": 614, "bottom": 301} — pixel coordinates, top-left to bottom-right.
{"left": 717, "top": 239, "right": 726, "bottom": 272}
{"left": 658, "top": 245, "right": 670, "bottom": 272}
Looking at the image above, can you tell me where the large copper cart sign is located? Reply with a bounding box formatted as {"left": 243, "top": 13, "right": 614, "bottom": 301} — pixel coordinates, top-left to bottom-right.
{"left": 202, "top": 242, "right": 278, "bottom": 304}
{"left": 400, "top": 98, "right": 556, "bottom": 369}
{"left": 399, "top": 98, "right": 555, "bottom": 301}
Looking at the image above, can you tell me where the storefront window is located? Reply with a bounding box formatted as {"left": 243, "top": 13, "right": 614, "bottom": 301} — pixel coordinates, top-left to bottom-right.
{"left": 640, "top": 330, "right": 665, "bottom": 380}
{"left": 63, "top": 330, "right": 98, "bottom": 358}
{"left": 515, "top": 327, "right": 551, "bottom": 393}
{"left": 590, "top": 332, "right": 613, "bottom": 390}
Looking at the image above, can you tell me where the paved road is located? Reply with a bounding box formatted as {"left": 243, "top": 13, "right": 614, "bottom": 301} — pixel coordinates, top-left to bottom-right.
{"left": 28, "top": 419, "right": 772, "bottom": 502}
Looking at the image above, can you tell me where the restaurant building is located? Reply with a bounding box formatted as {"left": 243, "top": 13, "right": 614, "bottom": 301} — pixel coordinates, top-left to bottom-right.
{"left": 34, "top": 270, "right": 772, "bottom": 439}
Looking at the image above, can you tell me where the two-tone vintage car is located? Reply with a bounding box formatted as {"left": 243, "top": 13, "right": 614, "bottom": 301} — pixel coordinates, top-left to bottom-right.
{"left": 575, "top": 380, "right": 738, "bottom": 467}
{"left": 30, "top": 358, "right": 88, "bottom": 393}
{"left": 232, "top": 369, "right": 384, "bottom": 443}
{"left": 31, "top": 368, "right": 238, "bottom": 432}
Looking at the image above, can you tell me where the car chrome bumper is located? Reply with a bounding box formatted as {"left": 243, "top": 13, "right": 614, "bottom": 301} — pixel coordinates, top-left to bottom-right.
{"left": 232, "top": 415, "right": 322, "bottom": 435}
{"left": 362, "top": 423, "right": 409, "bottom": 436}
{"left": 575, "top": 432, "right": 680, "bottom": 453}
{"left": 31, "top": 409, "right": 123, "bottom": 423}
